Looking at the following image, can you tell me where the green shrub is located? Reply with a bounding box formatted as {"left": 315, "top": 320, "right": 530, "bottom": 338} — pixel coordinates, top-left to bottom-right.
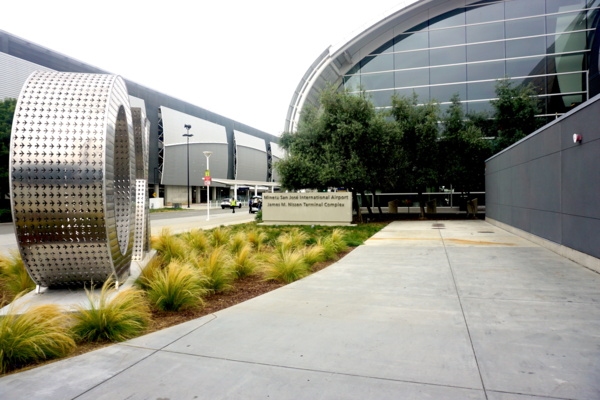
{"left": 255, "top": 210, "right": 262, "bottom": 222}
{"left": 151, "top": 228, "right": 188, "bottom": 264}
{"left": 0, "top": 303, "right": 75, "bottom": 374}
{"left": 147, "top": 261, "right": 206, "bottom": 312}
{"left": 181, "top": 229, "right": 210, "bottom": 255}
{"left": 72, "top": 280, "right": 150, "bottom": 342}
{"left": 200, "top": 247, "right": 233, "bottom": 293}
{"left": 263, "top": 250, "right": 309, "bottom": 283}
{"left": 231, "top": 245, "right": 258, "bottom": 279}
{"left": 0, "top": 251, "right": 34, "bottom": 298}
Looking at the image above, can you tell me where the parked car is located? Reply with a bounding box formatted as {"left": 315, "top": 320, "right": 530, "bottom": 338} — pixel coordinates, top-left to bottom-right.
{"left": 221, "top": 198, "right": 242, "bottom": 209}
{"left": 249, "top": 196, "right": 262, "bottom": 214}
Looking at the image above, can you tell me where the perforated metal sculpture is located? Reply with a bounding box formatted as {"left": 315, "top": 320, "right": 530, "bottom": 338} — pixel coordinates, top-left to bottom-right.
{"left": 10, "top": 71, "right": 149, "bottom": 288}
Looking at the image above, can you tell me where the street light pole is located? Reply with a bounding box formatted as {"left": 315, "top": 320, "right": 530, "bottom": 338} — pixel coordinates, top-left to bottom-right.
{"left": 183, "top": 124, "right": 193, "bottom": 208}
{"left": 203, "top": 151, "right": 212, "bottom": 221}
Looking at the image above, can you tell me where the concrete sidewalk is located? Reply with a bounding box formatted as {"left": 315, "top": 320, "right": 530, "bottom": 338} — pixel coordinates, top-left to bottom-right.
{"left": 1, "top": 220, "right": 599, "bottom": 399}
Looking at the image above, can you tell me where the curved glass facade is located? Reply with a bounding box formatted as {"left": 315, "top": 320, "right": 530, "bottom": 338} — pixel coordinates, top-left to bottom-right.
{"left": 342, "top": 0, "right": 600, "bottom": 117}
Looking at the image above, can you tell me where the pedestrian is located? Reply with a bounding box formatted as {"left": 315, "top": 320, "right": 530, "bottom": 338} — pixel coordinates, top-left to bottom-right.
{"left": 231, "top": 198, "right": 237, "bottom": 213}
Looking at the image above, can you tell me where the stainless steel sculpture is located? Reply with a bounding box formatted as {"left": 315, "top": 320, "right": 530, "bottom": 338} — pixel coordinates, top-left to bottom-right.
{"left": 10, "top": 71, "right": 144, "bottom": 287}
{"left": 132, "top": 107, "right": 150, "bottom": 261}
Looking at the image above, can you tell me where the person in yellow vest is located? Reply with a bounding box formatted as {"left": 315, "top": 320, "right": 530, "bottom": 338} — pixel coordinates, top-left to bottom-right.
{"left": 230, "top": 198, "right": 237, "bottom": 213}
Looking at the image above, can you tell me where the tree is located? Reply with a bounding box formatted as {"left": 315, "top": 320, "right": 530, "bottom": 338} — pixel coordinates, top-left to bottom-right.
{"left": 390, "top": 93, "right": 440, "bottom": 218}
{"left": 0, "top": 98, "right": 16, "bottom": 210}
{"left": 491, "top": 79, "right": 541, "bottom": 152}
{"left": 439, "top": 94, "right": 491, "bottom": 195}
{"left": 276, "top": 87, "right": 400, "bottom": 221}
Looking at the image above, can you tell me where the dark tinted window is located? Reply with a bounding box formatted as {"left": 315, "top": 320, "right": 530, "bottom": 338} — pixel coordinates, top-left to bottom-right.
{"left": 506, "top": 56, "right": 545, "bottom": 77}
{"left": 467, "top": 22, "right": 505, "bottom": 43}
{"left": 395, "top": 32, "right": 429, "bottom": 51}
{"left": 431, "top": 65, "right": 466, "bottom": 84}
{"left": 430, "top": 46, "right": 466, "bottom": 66}
{"left": 430, "top": 26, "right": 466, "bottom": 47}
{"left": 467, "top": 61, "right": 505, "bottom": 81}
{"left": 430, "top": 83, "right": 467, "bottom": 102}
{"left": 466, "top": 2, "right": 504, "bottom": 24}
{"left": 395, "top": 50, "right": 429, "bottom": 68}
{"left": 467, "top": 41, "right": 505, "bottom": 62}
{"left": 395, "top": 69, "right": 429, "bottom": 87}
{"left": 361, "top": 54, "right": 394, "bottom": 73}
{"left": 505, "top": 17, "right": 546, "bottom": 39}
{"left": 506, "top": 36, "right": 546, "bottom": 58}
{"left": 361, "top": 72, "right": 394, "bottom": 90}
{"left": 505, "top": 0, "right": 545, "bottom": 19}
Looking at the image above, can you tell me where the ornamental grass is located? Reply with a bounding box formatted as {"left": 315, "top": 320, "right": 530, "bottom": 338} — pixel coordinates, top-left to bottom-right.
{"left": 0, "top": 251, "right": 34, "bottom": 299}
{"left": 0, "top": 302, "right": 75, "bottom": 374}
{"left": 199, "top": 246, "right": 233, "bottom": 293}
{"left": 72, "top": 279, "right": 150, "bottom": 343}
{"left": 146, "top": 261, "right": 207, "bottom": 312}
{"left": 231, "top": 244, "right": 258, "bottom": 279}
{"left": 151, "top": 228, "right": 188, "bottom": 264}
{"left": 181, "top": 229, "right": 210, "bottom": 255}
{"left": 302, "top": 244, "right": 326, "bottom": 267}
{"left": 263, "top": 249, "right": 309, "bottom": 284}
{"left": 210, "top": 227, "right": 231, "bottom": 248}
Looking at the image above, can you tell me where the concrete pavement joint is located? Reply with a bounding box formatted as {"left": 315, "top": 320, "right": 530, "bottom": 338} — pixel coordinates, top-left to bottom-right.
{"left": 149, "top": 348, "right": 486, "bottom": 395}
{"left": 438, "top": 228, "right": 490, "bottom": 400}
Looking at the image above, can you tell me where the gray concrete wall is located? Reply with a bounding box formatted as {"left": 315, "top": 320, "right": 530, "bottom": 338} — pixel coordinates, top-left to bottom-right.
{"left": 486, "top": 94, "right": 600, "bottom": 263}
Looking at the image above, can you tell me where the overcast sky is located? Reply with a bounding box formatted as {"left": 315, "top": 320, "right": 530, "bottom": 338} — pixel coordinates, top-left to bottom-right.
{"left": 3, "top": 0, "right": 403, "bottom": 136}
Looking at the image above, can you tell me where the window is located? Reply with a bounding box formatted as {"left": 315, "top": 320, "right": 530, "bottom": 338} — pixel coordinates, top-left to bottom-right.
{"left": 467, "top": 41, "right": 505, "bottom": 62}
{"left": 430, "top": 83, "right": 467, "bottom": 102}
{"left": 505, "top": 17, "right": 546, "bottom": 39}
{"left": 506, "top": 56, "right": 546, "bottom": 77}
{"left": 361, "top": 54, "right": 394, "bottom": 73}
{"left": 467, "top": 61, "right": 505, "bottom": 81}
{"left": 430, "top": 46, "right": 466, "bottom": 66}
{"left": 466, "top": 2, "right": 504, "bottom": 24}
{"left": 430, "top": 26, "right": 466, "bottom": 47}
{"left": 395, "top": 50, "right": 429, "bottom": 68}
{"left": 361, "top": 72, "right": 394, "bottom": 90}
{"left": 466, "top": 21, "right": 505, "bottom": 43}
{"left": 431, "top": 65, "right": 466, "bottom": 84}
{"left": 506, "top": 36, "right": 546, "bottom": 58}
{"left": 395, "top": 32, "right": 429, "bottom": 51}
{"left": 395, "top": 68, "right": 429, "bottom": 87}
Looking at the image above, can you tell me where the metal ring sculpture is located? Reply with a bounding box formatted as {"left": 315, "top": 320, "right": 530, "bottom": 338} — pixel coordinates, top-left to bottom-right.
{"left": 10, "top": 72, "right": 136, "bottom": 287}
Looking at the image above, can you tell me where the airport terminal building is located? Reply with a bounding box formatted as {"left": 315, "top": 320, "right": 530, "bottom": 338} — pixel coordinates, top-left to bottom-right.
{"left": 0, "top": 30, "right": 283, "bottom": 206}
{"left": 287, "top": 0, "right": 600, "bottom": 131}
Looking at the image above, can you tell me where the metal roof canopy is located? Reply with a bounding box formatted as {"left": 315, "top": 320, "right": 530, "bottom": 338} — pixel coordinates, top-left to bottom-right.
{"left": 212, "top": 179, "right": 280, "bottom": 198}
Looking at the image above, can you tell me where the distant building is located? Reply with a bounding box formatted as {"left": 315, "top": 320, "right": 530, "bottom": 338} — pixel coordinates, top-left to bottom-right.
{"left": 287, "top": 0, "right": 600, "bottom": 131}
{"left": 0, "top": 30, "right": 282, "bottom": 205}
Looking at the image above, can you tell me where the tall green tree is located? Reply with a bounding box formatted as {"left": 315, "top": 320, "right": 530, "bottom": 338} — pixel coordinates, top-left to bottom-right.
{"left": 390, "top": 93, "right": 440, "bottom": 218}
{"left": 0, "top": 98, "right": 16, "bottom": 208}
{"left": 491, "top": 79, "right": 541, "bottom": 152}
{"left": 439, "top": 94, "right": 491, "bottom": 195}
{"left": 276, "top": 87, "right": 400, "bottom": 221}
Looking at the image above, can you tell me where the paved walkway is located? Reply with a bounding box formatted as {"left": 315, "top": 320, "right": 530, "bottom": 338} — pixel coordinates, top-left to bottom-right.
{"left": 1, "top": 220, "right": 599, "bottom": 399}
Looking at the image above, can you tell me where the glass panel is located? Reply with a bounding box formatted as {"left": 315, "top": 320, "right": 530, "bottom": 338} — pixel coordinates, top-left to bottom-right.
{"left": 548, "top": 71, "right": 585, "bottom": 93}
{"left": 467, "top": 81, "right": 497, "bottom": 100}
{"left": 467, "top": 41, "right": 505, "bottom": 62}
{"left": 430, "top": 65, "right": 466, "bottom": 84}
{"left": 430, "top": 83, "right": 467, "bottom": 102}
{"left": 368, "top": 90, "right": 396, "bottom": 107}
{"left": 343, "top": 75, "right": 361, "bottom": 91}
{"left": 395, "top": 50, "right": 429, "bottom": 68}
{"left": 467, "top": 61, "right": 505, "bottom": 81}
{"left": 506, "top": 37, "right": 546, "bottom": 58}
{"left": 361, "top": 54, "right": 394, "bottom": 73}
{"left": 466, "top": 21, "right": 505, "bottom": 43}
{"left": 547, "top": 32, "right": 587, "bottom": 53}
{"left": 395, "top": 32, "right": 429, "bottom": 52}
{"left": 430, "top": 27, "right": 466, "bottom": 47}
{"left": 506, "top": 56, "right": 545, "bottom": 77}
{"left": 396, "top": 86, "right": 430, "bottom": 102}
{"left": 550, "top": 53, "right": 586, "bottom": 74}
{"left": 466, "top": 2, "right": 504, "bottom": 24}
{"left": 430, "top": 46, "right": 466, "bottom": 66}
{"left": 505, "top": 17, "right": 546, "bottom": 39}
{"left": 467, "top": 100, "right": 493, "bottom": 115}
{"left": 505, "top": 0, "right": 545, "bottom": 19}
{"left": 429, "top": 8, "right": 466, "bottom": 29}
{"left": 371, "top": 39, "right": 395, "bottom": 55}
{"left": 395, "top": 69, "right": 429, "bottom": 87}
{"left": 546, "top": 0, "right": 586, "bottom": 14}
{"left": 546, "top": 11, "right": 586, "bottom": 34}
{"left": 360, "top": 72, "right": 395, "bottom": 91}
